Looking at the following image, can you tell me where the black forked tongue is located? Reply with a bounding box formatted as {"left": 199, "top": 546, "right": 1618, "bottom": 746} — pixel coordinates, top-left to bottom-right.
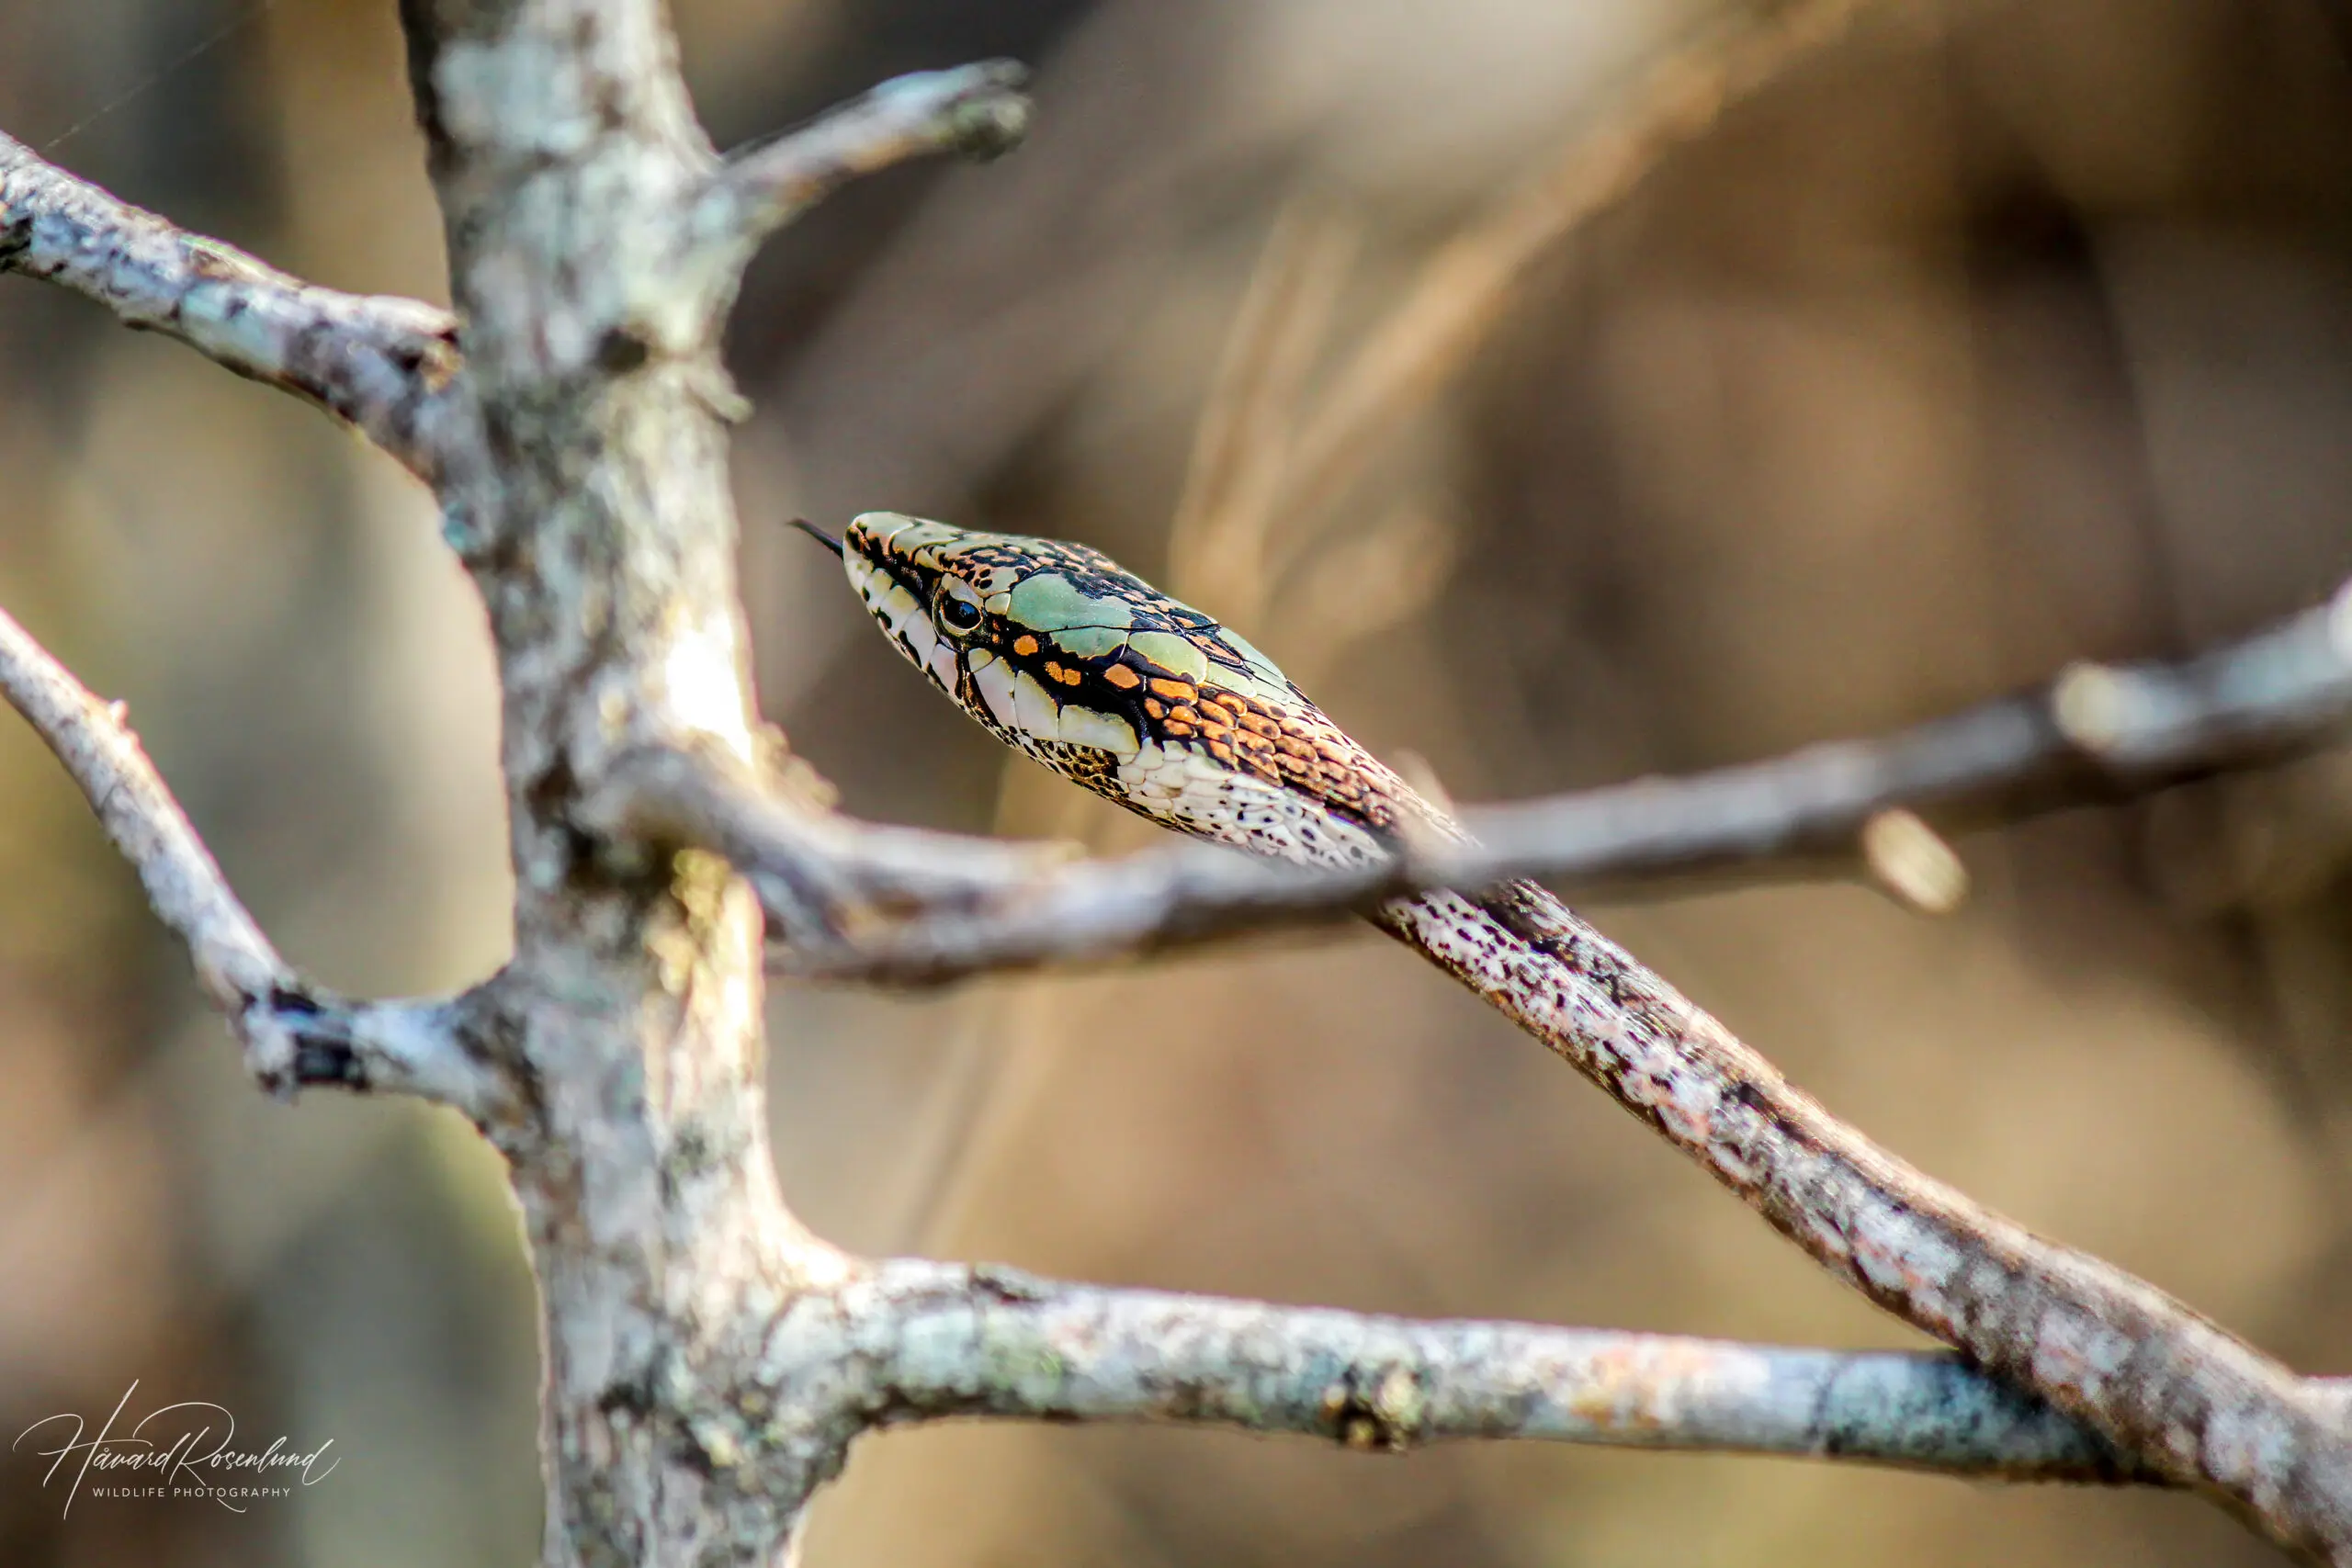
{"left": 786, "top": 516, "right": 843, "bottom": 557}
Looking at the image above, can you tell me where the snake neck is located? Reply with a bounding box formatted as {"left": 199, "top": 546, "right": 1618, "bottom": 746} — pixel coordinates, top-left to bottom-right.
{"left": 986, "top": 677, "right": 1457, "bottom": 873}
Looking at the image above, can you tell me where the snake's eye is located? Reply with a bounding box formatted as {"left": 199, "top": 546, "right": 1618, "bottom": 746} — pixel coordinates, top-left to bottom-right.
{"left": 937, "top": 591, "right": 984, "bottom": 635}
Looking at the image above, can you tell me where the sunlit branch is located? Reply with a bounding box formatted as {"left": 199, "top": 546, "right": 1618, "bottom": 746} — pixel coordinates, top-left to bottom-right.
{"left": 769, "top": 1259, "right": 2155, "bottom": 1483}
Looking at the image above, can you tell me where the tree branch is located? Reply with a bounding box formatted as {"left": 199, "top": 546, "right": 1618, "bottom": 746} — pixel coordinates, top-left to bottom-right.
{"left": 0, "top": 602, "right": 503, "bottom": 1112}
{"left": 694, "top": 62, "right": 1030, "bottom": 270}
{"left": 767, "top": 579, "right": 2352, "bottom": 984}
{"left": 577, "top": 741, "right": 1080, "bottom": 942}
{"left": 768, "top": 1259, "right": 2155, "bottom": 1483}
{"left": 0, "top": 131, "right": 473, "bottom": 483}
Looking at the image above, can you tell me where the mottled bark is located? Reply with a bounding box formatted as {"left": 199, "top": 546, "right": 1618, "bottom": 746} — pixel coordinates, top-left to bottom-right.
{"left": 776, "top": 1259, "right": 2158, "bottom": 1483}
{"left": 0, "top": 131, "right": 473, "bottom": 482}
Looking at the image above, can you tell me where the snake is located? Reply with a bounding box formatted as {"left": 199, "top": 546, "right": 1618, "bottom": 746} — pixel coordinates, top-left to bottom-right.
{"left": 794, "top": 509, "right": 1735, "bottom": 1115}
{"left": 795, "top": 511, "right": 2321, "bottom": 1508}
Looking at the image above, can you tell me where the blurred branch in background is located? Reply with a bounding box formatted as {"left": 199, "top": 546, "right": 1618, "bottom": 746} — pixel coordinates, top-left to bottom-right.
{"left": 1164, "top": 202, "right": 1361, "bottom": 627}
{"left": 1266, "top": 0, "right": 1905, "bottom": 545}
{"left": 1165, "top": 0, "right": 1915, "bottom": 635}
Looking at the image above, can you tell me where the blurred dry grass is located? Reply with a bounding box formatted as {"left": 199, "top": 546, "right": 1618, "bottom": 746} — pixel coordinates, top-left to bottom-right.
{"left": 5, "top": 1, "right": 2352, "bottom": 1565}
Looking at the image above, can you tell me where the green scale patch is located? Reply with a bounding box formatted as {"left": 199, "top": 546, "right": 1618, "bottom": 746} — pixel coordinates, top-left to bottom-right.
{"left": 846, "top": 511, "right": 1307, "bottom": 743}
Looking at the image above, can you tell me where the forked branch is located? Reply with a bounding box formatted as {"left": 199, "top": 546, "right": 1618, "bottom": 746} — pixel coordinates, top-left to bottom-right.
{"left": 577, "top": 740, "right": 1079, "bottom": 942}
{"left": 0, "top": 603, "right": 501, "bottom": 1112}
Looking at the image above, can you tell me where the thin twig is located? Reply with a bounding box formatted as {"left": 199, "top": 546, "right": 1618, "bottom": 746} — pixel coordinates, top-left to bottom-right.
{"left": 0, "top": 603, "right": 500, "bottom": 1111}
{"left": 0, "top": 132, "right": 471, "bottom": 482}
{"left": 697, "top": 62, "right": 1030, "bottom": 266}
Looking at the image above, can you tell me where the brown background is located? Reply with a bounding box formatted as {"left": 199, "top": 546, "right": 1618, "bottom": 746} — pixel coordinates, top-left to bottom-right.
{"left": 3, "top": 0, "right": 2351, "bottom": 1563}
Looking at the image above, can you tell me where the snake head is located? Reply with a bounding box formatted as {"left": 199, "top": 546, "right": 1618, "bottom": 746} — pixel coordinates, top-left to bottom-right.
{"left": 829, "top": 511, "right": 1299, "bottom": 756}
{"left": 817, "top": 510, "right": 1414, "bottom": 849}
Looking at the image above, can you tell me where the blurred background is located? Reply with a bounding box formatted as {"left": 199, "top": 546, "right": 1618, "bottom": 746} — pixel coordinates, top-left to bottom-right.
{"left": 3, "top": 0, "right": 2352, "bottom": 1563}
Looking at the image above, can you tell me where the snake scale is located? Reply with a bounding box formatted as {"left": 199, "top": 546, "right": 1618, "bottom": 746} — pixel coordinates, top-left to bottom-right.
{"left": 799, "top": 508, "right": 1800, "bottom": 1164}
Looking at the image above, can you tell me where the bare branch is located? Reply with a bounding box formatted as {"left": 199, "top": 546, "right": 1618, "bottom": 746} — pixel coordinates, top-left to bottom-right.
{"left": 577, "top": 741, "right": 1080, "bottom": 943}
{"left": 0, "top": 130, "right": 472, "bottom": 482}
{"left": 773, "top": 1259, "right": 2154, "bottom": 1483}
{"left": 695, "top": 62, "right": 1030, "bottom": 266}
{"left": 0, "top": 603, "right": 501, "bottom": 1112}
{"left": 773, "top": 828, "right": 1358, "bottom": 984}
{"left": 1465, "top": 580, "right": 2352, "bottom": 876}
{"left": 775, "top": 580, "right": 2352, "bottom": 984}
